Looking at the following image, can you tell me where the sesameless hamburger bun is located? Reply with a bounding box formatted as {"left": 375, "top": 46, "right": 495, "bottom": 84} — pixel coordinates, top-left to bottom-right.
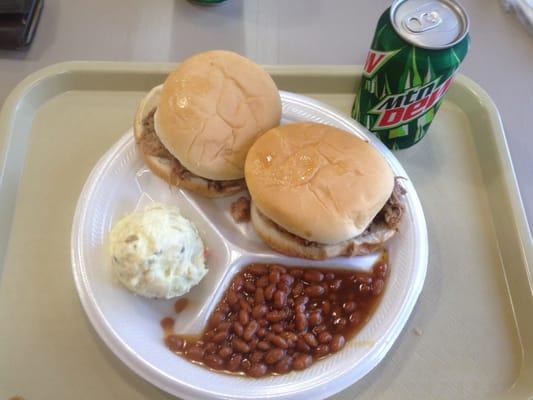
{"left": 134, "top": 50, "right": 282, "bottom": 197}
{"left": 245, "top": 122, "right": 405, "bottom": 259}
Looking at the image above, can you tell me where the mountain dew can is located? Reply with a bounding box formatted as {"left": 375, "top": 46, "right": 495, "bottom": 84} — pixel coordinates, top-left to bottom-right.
{"left": 352, "top": 0, "right": 470, "bottom": 149}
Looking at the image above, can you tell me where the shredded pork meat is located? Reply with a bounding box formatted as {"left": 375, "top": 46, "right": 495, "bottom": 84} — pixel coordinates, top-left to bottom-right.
{"left": 231, "top": 196, "right": 251, "bottom": 223}
{"left": 138, "top": 109, "right": 245, "bottom": 192}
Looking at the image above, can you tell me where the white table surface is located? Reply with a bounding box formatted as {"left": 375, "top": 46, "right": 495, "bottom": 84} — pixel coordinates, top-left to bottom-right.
{"left": 0, "top": 0, "right": 531, "bottom": 234}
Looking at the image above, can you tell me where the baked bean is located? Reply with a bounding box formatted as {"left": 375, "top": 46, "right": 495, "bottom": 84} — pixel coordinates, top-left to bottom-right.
{"left": 227, "top": 353, "right": 242, "bottom": 372}
{"left": 227, "top": 290, "right": 238, "bottom": 306}
{"left": 277, "top": 283, "right": 291, "bottom": 294}
{"left": 318, "top": 331, "right": 333, "bottom": 344}
{"left": 343, "top": 301, "right": 357, "bottom": 314}
{"left": 232, "top": 276, "right": 243, "bottom": 292}
{"left": 296, "top": 337, "right": 311, "bottom": 352}
{"left": 239, "top": 309, "right": 250, "bottom": 326}
{"left": 292, "top": 282, "right": 304, "bottom": 296}
{"left": 204, "top": 342, "right": 217, "bottom": 354}
{"left": 373, "top": 279, "right": 385, "bottom": 296}
{"left": 274, "top": 290, "right": 287, "bottom": 308}
{"left": 266, "top": 310, "right": 285, "bottom": 322}
{"left": 375, "top": 263, "right": 388, "bottom": 279}
{"left": 256, "top": 275, "right": 269, "bottom": 288}
{"left": 165, "top": 335, "right": 184, "bottom": 352}
{"left": 269, "top": 270, "right": 280, "bottom": 284}
{"left": 239, "top": 298, "right": 251, "bottom": 312}
{"left": 257, "top": 327, "right": 267, "bottom": 338}
{"left": 254, "top": 287, "right": 265, "bottom": 304}
{"left": 204, "top": 330, "right": 215, "bottom": 341}
{"left": 265, "top": 284, "right": 276, "bottom": 301}
{"left": 233, "top": 321, "right": 244, "bottom": 337}
{"left": 271, "top": 323, "right": 284, "bottom": 334}
{"left": 357, "top": 283, "right": 372, "bottom": 295}
{"left": 303, "top": 332, "right": 318, "bottom": 347}
{"left": 248, "top": 264, "right": 268, "bottom": 275}
{"left": 329, "top": 279, "right": 342, "bottom": 291}
{"left": 204, "top": 354, "right": 224, "bottom": 369}
{"left": 257, "top": 340, "right": 271, "bottom": 351}
{"left": 249, "top": 337, "right": 259, "bottom": 351}
{"left": 293, "top": 354, "right": 312, "bottom": 370}
{"left": 241, "top": 358, "right": 252, "bottom": 371}
{"left": 315, "top": 344, "right": 330, "bottom": 358}
{"left": 289, "top": 268, "right": 304, "bottom": 278}
{"left": 331, "top": 334, "right": 346, "bottom": 352}
{"left": 295, "top": 295, "right": 309, "bottom": 306}
{"left": 309, "top": 310, "right": 323, "bottom": 326}
{"left": 217, "top": 321, "right": 232, "bottom": 332}
{"left": 209, "top": 312, "right": 225, "bottom": 329}
{"left": 305, "top": 285, "right": 325, "bottom": 297}
{"left": 243, "top": 320, "right": 259, "bottom": 341}
{"left": 212, "top": 330, "right": 229, "bottom": 344}
{"left": 219, "top": 302, "right": 230, "bottom": 314}
{"left": 252, "top": 304, "right": 268, "bottom": 319}
{"left": 349, "top": 311, "right": 361, "bottom": 325}
{"left": 270, "top": 264, "right": 287, "bottom": 274}
{"left": 312, "top": 324, "right": 327, "bottom": 335}
{"left": 250, "top": 350, "right": 264, "bottom": 363}
{"left": 333, "top": 317, "right": 347, "bottom": 331}
{"left": 295, "top": 302, "right": 306, "bottom": 313}
{"left": 219, "top": 346, "right": 233, "bottom": 358}
{"left": 325, "top": 272, "right": 335, "bottom": 281}
{"left": 321, "top": 300, "right": 331, "bottom": 314}
{"left": 244, "top": 280, "right": 255, "bottom": 293}
{"left": 275, "top": 356, "right": 293, "bottom": 374}
{"left": 304, "top": 270, "right": 324, "bottom": 283}
{"left": 280, "top": 274, "right": 295, "bottom": 287}
{"left": 357, "top": 275, "right": 372, "bottom": 285}
{"left": 232, "top": 338, "right": 250, "bottom": 353}
{"left": 282, "top": 331, "right": 298, "bottom": 343}
{"left": 265, "top": 348, "right": 285, "bottom": 364}
{"left": 269, "top": 335, "right": 289, "bottom": 349}
{"left": 247, "top": 363, "right": 267, "bottom": 377}
{"left": 185, "top": 346, "right": 204, "bottom": 362}
{"left": 295, "top": 313, "right": 308, "bottom": 332}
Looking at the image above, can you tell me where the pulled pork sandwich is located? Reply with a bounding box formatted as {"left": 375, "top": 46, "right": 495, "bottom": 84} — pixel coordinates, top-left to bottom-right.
{"left": 244, "top": 122, "right": 405, "bottom": 260}
{"left": 134, "top": 50, "right": 282, "bottom": 197}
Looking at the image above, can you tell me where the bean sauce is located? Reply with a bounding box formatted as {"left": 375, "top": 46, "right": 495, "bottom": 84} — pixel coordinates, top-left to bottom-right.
{"left": 161, "top": 260, "right": 388, "bottom": 377}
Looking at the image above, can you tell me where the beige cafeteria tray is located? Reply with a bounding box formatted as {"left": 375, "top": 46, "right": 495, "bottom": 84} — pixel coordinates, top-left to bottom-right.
{"left": 0, "top": 62, "right": 531, "bottom": 400}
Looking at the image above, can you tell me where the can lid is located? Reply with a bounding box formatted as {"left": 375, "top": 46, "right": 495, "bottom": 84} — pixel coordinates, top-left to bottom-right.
{"left": 390, "top": 0, "right": 469, "bottom": 49}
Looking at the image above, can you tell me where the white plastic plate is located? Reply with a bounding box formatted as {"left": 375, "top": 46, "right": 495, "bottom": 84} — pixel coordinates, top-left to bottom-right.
{"left": 71, "top": 91, "right": 428, "bottom": 400}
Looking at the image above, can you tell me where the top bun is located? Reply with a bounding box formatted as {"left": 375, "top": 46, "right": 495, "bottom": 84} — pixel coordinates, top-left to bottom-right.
{"left": 155, "top": 50, "right": 282, "bottom": 181}
{"left": 245, "top": 122, "right": 394, "bottom": 244}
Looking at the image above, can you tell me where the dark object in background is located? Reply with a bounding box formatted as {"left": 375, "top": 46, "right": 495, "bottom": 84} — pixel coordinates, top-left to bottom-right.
{"left": 0, "top": 0, "right": 43, "bottom": 50}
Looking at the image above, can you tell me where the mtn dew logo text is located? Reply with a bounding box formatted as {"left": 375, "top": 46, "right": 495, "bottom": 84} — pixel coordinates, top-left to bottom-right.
{"left": 371, "top": 74, "right": 453, "bottom": 130}
{"left": 353, "top": 3, "right": 470, "bottom": 149}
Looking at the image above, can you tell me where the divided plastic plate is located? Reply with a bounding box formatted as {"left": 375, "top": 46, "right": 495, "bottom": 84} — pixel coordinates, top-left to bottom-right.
{"left": 71, "top": 91, "right": 428, "bottom": 400}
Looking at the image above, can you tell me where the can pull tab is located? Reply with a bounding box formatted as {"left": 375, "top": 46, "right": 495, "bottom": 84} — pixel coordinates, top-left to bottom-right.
{"left": 403, "top": 10, "right": 442, "bottom": 33}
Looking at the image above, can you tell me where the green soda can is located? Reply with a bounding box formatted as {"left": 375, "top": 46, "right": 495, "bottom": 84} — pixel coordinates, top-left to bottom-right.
{"left": 352, "top": 0, "right": 470, "bottom": 149}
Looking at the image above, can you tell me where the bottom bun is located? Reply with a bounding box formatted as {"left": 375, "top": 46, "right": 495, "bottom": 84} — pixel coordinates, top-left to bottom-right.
{"left": 251, "top": 203, "right": 396, "bottom": 260}
{"left": 133, "top": 86, "right": 246, "bottom": 198}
